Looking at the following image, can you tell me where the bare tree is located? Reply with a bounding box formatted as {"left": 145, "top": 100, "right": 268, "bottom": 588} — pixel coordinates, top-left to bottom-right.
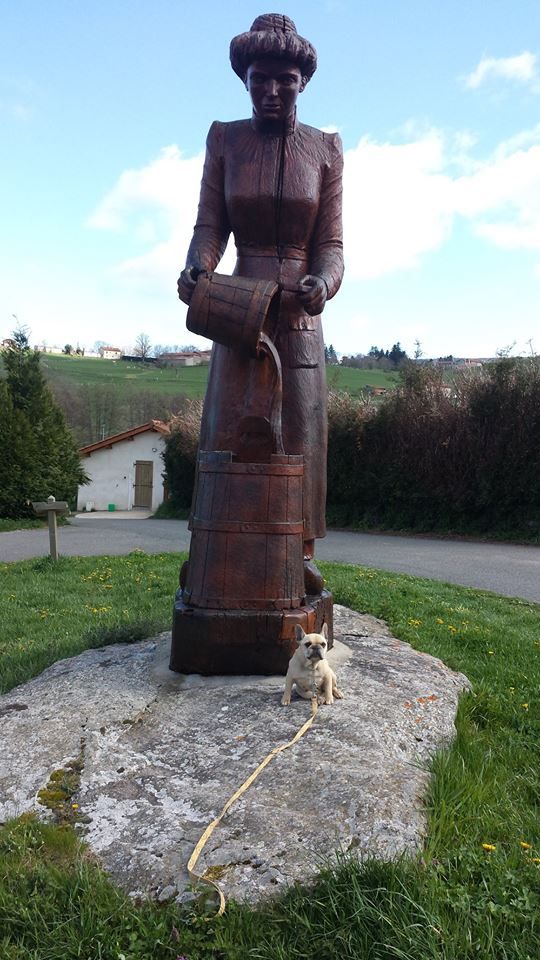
{"left": 134, "top": 332, "right": 152, "bottom": 360}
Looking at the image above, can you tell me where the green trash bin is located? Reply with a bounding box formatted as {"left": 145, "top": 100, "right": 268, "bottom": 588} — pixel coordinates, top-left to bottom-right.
{"left": 107, "top": 503, "right": 116, "bottom": 512}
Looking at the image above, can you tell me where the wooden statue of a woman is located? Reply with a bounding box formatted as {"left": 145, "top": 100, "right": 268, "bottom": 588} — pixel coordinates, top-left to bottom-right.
{"left": 171, "top": 14, "right": 344, "bottom": 675}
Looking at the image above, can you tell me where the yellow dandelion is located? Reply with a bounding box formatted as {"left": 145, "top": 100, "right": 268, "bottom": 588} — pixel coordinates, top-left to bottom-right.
{"left": 408, "top": 618, "right": 422, "bottom": 627}
{"left": 482, "top": 843, "right": 496, "bottom": 852}
{"left": 522, "top": 703, "right": 529, "bottom": 710}
{"left": 447, "top": 625, "right": 457, "bottom": 633}
{"left": 435, "top": 618, "right": 444, "bottom": 624}
{"left": 72, "top": 803, "right": 79, "bottom": 809}
{"left": 531, "top": 858, "right": 540, "bottom": 864}
{"left": 520, "top": 841, "right": 532, "bottom": 850}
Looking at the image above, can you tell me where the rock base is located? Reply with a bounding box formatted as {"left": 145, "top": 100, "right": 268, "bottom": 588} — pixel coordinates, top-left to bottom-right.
{"left": 0, "top": 606, "right": 470, "bottom": 904}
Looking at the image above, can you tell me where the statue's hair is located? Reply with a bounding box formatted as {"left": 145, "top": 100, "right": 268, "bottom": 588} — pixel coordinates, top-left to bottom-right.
{"left": 230, "top": 14, "right": 317, "bottom": 84}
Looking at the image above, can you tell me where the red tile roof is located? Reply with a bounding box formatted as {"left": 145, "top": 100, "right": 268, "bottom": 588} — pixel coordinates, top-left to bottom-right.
{"left": 80, "top": 420, "right": 170, "bottom": 455}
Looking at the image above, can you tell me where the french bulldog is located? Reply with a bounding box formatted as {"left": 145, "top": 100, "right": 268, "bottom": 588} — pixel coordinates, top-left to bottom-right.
{"left": 281, "top": 623, "right": 344, "bottom": 706}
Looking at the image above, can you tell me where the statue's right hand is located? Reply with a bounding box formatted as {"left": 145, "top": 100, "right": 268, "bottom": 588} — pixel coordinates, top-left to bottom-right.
{"left": 177, "top": 267, "right": 199, "bottom": 305}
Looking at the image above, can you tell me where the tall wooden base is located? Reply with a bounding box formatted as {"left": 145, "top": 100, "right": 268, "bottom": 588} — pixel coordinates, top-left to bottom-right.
{"left": 170, "top": 589, "right": 333, "bottom": 676}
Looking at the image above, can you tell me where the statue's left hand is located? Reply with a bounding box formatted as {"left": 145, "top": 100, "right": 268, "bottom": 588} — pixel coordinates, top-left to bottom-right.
{"left": 297, "top": 275, "right": 328, "bottom": 316}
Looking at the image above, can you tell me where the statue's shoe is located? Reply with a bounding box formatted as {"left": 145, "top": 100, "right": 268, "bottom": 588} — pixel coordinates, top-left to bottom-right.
{"left": 304, "top": 558, "right": 324, "bottom": 596}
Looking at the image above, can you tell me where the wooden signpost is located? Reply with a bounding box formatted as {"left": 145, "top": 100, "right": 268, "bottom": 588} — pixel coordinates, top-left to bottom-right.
{"left": 32, "top": 495, "right": 70, "bottom": 561}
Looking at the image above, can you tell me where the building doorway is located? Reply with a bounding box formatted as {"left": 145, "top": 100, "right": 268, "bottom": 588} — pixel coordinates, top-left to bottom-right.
{"left": 134, "top": 461, "right": 153, "bottom": 508}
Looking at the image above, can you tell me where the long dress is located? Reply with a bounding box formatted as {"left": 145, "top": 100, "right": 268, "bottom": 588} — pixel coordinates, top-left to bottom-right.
{"left": 184, "top": 113, "right": 344, "bottom": 541}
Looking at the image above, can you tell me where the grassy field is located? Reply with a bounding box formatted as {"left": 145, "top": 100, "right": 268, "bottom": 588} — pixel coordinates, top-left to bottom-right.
{"left": 41, "top": 354, "right": 210, "bottom": 399}
{"left": 0, "top": 518, "right": 45, "bottom": 532}
{"left": 1, "top": 553, "right": 539, "bottom": 958}
{"left": 40, "top": 353, "right": 399, "bottom": 400}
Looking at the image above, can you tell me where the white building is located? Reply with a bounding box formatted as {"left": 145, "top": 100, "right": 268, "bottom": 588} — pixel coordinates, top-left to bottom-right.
{"left": 78, "top": 421, "right": 170, "bottom": 513}
{"left": 158, "top": 350, "right": 212, "bottom": 366}
{"left": 99, "top": 346, "right": 122, "bottom": 360}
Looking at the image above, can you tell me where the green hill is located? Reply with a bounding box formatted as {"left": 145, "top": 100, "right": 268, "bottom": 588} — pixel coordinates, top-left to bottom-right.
{"left": 40, "top": 353, "right": 398, "bottom": 400}
{"left": 41, "top": 354, "right": 208, "bottom": 399}
{"left": 6, "top": 353, "right": 400, "bottom": 445}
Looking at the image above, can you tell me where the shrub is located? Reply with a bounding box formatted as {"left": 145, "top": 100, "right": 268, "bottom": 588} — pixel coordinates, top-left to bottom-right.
{"left": 326, "top": 357, "right": 540, "bottom": 536}
{"left": 162, "top": 398, "right": 203, "bottom": 510}
{"left": 326, "top": 390, "right": 373, "bottom": 526}
{"left": 0, "top": 332, "right": 88, "bottom": 518}
{"left": 161, "top": 358, "right": 540, "bottom": 538}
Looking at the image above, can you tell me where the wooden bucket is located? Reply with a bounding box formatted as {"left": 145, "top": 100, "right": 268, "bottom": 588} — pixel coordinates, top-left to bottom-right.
{"left": 186, "top": 272, "right": 280, "bottom": 355}
{"left": 183, "top": 450, "right": 305, "bottom": 610}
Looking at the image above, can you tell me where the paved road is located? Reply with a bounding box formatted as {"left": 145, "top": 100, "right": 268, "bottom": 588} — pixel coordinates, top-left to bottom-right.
{"left": 2, "top": 517, "right": 539, "bottom": 603}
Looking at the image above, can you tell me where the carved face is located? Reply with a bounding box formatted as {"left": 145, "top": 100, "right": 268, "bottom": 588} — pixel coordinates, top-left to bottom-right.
{"left": 246, "top": 57, "right": 304, "bottom": 122}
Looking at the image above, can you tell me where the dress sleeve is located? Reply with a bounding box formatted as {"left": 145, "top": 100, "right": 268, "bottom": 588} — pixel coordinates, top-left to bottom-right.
{"left": 184, "top": 121, "right": 231, "bottom": 273}
{"left": 310, "top": 132, "right": 344, "bottom": 300}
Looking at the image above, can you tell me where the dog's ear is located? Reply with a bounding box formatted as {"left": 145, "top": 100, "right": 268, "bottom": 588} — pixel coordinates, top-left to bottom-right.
{"left": 321, "top": 622, "right": 328, "bottom": 640}
{"left": 294, "top": 624, "right": 306, "bottom": 644}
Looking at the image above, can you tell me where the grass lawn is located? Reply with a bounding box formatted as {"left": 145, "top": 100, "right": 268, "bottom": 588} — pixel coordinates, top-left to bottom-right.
{"left": 0, "top": 518, "right": 45, "bottom": 532}
{"left": 0, "top": 553, "right": 539, "bottom": 959}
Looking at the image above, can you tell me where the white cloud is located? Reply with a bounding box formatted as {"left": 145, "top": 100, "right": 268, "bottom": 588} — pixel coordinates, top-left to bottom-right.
{"left": 454, "top": 138, "right": 540, "bottom": 251}
{"left": 88, "top": 145, "right": 203, "bottom": 232}
{"left": 343, "top": 132, "right": 455, "bottom": 279}
{"left": 345, "top": 126, "right": 540, "bottom": 273}
{"left": 89, "top": 124, "right": 540, "bottom": 293}
{"left": 465, "top": 51, "right": 537, "bottom": 89}
{"left": 88, "top": 145, "right": 209, "bottom": 293}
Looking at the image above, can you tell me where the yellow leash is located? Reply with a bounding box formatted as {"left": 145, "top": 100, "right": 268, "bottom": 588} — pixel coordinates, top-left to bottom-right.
{"left": 187, "top": 695, "right": 319, "bottom": 916}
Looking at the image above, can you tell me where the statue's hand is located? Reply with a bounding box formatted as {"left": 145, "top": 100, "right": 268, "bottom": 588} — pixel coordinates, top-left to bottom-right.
{"left": 177, "top": 266, "right": 200, "bottom": 305}
{"left": 297, "top": 275, "right": 328, "bottom": 316}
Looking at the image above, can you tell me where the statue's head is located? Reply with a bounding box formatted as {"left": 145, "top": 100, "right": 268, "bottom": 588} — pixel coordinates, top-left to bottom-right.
{"left": 230, "top": 15, "right": 317, "bottom": 123}
{"left": 230, "top": 14, "right": 317, "bottom": 87}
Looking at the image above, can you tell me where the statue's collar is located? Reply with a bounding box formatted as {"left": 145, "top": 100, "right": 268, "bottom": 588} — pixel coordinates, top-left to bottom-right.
{"left": 251, "top": 111, "right": 297, "bottom": 137}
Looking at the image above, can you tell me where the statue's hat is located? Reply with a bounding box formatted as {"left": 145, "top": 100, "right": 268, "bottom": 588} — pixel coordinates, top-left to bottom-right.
{"left": 230, "top": 14, "right": 317, "bottom": 83}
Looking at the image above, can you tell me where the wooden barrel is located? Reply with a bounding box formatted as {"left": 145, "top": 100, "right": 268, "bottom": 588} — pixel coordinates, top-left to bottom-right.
{"left": 186, "top": 272, "right": 280, "bottom": 355}
{"left": 183, "top": 451, "right": 305, "bottom": 610}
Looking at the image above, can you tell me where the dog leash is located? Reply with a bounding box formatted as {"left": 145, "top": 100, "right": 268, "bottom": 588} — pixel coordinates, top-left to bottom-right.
{"left": 187, "top": 694, "right": 319, "bottom": 916}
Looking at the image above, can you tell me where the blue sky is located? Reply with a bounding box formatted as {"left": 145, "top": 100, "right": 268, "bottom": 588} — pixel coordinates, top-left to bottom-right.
{"left": 1, "top": 0, "right": 539, "bottom": 358}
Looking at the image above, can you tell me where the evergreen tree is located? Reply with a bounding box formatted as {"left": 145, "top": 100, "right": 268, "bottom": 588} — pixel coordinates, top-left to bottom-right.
{"left": 0, "top": 329, "right": 87, "bottom": 517}
{"left": 388, "top": 342, "right": 408, "bottom": 368}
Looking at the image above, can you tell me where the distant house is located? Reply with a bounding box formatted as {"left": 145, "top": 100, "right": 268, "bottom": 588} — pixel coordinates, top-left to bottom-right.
{"left": 434, "top": 357, "right": 485, "bottom": 369}
{"left": 77, "top": 420, "right": 170, "bottom": 513}
{"left": 99, "top": 346, "right": 122, "bottom": 360}
{"left": 158, "top": 350, "right": 211, "bottom": 367}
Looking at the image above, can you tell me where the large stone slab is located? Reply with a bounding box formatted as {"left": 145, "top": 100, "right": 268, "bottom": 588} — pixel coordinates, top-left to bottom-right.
{"left": 0, "top": 606, "right": 469, "bottom": 903}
